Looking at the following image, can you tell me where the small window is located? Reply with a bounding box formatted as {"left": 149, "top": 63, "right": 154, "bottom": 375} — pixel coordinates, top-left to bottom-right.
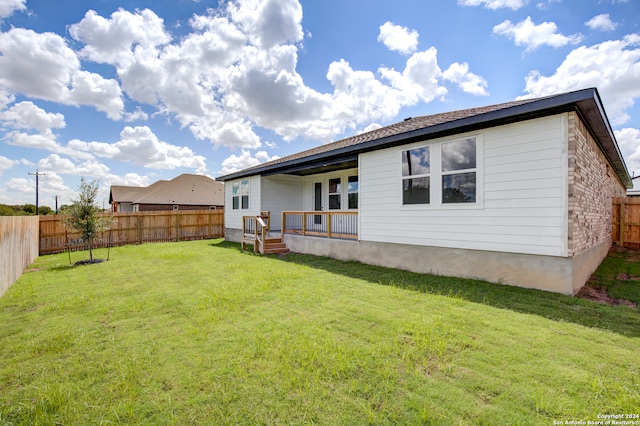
{"left": 232, "top": 182, "right": 240, "bottom": 209}
{"left": 402, "top": 146, "right": 430, "bottom": 205}
{"left": 232, "top": 179, "right": 250, "bottom": 209}
{"left": 348, "top": 175, "right": 358, "bottom": 209}
{"left": 442, "top": 138, "right": 476, "bottom": 203}
{"left": 329, "top": 178, "right": 341, "bottom": 209}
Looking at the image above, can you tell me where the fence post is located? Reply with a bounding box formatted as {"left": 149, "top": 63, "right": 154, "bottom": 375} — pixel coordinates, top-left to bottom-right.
{"left": 619, "top": 200, "right": 626, "bottom": 247}
{"left": 176, "top": 212, "right": 181, "bottom": 242}
{"left": 137, "top": 215, "right": 142, "bottom": 245}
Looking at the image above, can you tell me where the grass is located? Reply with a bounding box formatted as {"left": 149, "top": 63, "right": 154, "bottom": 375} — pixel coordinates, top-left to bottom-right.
{"left": 587, "top": 246, "right": 640, "bottom": 305}
{"left": 0, "top": 239, "right": 638, "bottom": 425}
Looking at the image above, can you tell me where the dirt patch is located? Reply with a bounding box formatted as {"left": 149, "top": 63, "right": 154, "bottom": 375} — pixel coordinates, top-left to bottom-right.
{"left": 615, "top": 273, "right": 640, "bottom": 281}
{"left": 576, "top": 282, "right": 637, "bottom": 308}
{"left": 608, "top": 244, "right": 640, "bottom": 261}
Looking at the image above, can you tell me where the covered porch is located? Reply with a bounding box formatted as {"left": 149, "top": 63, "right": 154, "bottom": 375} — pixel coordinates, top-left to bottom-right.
{"left": 241, "top": 210, "right": 358, "bottom": 254}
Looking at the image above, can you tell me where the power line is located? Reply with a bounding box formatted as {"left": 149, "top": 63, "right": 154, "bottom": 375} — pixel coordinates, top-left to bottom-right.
{"left": 28, "top": 169, "right": 46, "bottom": 215}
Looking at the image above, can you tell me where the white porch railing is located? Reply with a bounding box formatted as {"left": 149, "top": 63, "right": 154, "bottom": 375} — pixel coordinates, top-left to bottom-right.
{"left": 281, "top": 211, "right": 358, "bottom": 240}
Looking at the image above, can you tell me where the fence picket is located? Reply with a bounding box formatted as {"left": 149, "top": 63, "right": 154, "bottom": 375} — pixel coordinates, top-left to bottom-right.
{"left": 612, "top": 197, "right": 640, "bottom": 248}
{"left": 39, "top": 210, "right": 224, "bottom": 255}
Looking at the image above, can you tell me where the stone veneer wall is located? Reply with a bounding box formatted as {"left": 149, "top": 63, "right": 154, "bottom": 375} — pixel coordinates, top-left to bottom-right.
{"left": 567, "top": 111, "right": 627, "bottom": 257}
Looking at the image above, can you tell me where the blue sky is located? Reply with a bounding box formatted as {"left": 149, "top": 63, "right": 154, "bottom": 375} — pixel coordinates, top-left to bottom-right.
{"left": 1, "top": 0, "right": 639, "bottom": 208}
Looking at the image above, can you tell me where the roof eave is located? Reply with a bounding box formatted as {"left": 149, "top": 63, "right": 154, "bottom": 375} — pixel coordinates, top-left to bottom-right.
{"left": 216, "top": 88, "right": 631, "bottom": 188}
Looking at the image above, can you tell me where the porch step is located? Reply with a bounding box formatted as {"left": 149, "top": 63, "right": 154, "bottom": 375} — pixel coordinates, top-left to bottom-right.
{"left": 262, "top": 238, "right": 289, "bottom": 255}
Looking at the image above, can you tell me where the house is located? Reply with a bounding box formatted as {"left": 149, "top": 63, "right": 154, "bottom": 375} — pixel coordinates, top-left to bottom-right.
{"left": 110, "top": 174, "right": 224, "bottom": 212}
{"left": 216, "top": 88, "right": 631, "bottom": 295}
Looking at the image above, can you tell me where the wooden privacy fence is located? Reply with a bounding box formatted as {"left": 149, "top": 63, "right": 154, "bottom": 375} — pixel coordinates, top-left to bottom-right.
{"left": 39, "top": 210, "right": 224, "bottom": 255}
{"left": 613, "top": 197, "right": 640, "bottom": 249}
{"left": 1, "top": 216, "right": 39, "bottom": 297}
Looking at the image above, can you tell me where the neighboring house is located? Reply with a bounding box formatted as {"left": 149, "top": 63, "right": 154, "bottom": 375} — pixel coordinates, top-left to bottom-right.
{"left": 110, "top": 174, "right": 224, "bottom": 212}
{"left": 216, "top": 88, "right": 631, "bottom": 295}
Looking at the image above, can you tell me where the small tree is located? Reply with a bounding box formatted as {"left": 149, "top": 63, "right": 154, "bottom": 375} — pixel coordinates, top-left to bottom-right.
{"left": 64, "top": 177, "right": 112, "bottom": 263}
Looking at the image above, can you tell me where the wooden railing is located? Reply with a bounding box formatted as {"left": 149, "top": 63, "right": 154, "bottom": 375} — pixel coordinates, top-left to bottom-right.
{"left": 242, "top": 212, "right": 270, "bottom": 253}
{"left": 281, "top": 211, "right": 358, "bottom": 240}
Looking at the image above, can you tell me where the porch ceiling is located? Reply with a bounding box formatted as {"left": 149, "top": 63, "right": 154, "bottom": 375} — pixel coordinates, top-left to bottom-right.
{"left": 262, "top": 156, "right": 358, "bottom": 176}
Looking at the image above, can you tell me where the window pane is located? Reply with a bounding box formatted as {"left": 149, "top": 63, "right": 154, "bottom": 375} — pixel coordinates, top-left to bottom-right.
{"left": 442, "top": 138, "right": 476, "bottom": 172}
{"left": 241, "top": 195, "right": 249, "bottom": 209}
{"left": 329, "top": 178, "right": 341, "bottom": 194}
{"left": 403, "top": 177, "right": 430, "bottom": 204}
{"left": 348, "top": 193, "right": 358, "bottom": 209}
{"left": 347, "top": 175, "right": 358, "bottom": 193}
{"left": 240, "top": 179, "right": 250, "bottom": 195}
{"left": 442, "top": 173, "right": 476, "bottom": 203}
{"left": 232, "top": 196, "right": 239, "bottom": 209}
{"left": 232, "top": 182, "right": 240, "bottom": 195}
{"left": 402, "top": 147, "right": 430, "bottom": 176}
{"left": 329, "top": 194, "right": 341, "bottom": 209}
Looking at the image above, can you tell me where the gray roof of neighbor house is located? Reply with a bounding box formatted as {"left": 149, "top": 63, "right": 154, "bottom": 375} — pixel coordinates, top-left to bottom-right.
{"left": 108, "top": 185, "right": 151, "bottom": 204}
{"left": 216, "top": 88, "right": 632, "bottom": 188}
{"left": 109, "top": 174, "right": 224, "bottom": 206}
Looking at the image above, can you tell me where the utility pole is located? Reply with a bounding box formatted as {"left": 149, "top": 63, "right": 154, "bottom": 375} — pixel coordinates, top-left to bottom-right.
{"left": 28, "top": 169, "right": 46, "bottom": 215}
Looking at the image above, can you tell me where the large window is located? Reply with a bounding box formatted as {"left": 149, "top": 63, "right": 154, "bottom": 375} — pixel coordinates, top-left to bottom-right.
{"left": 442, "top": 138, "right": 476, "bottom": 203}
{"left": 402, "top": 146, "right": 430, "bottom": 205}
{"left": 232, "top": 179, "right": 250, "bottom": 210}
{"left": 401, "top": 137, "right": 478, "bottom": 206}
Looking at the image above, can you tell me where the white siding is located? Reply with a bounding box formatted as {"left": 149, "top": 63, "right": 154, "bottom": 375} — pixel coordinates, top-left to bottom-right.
{"left": 261, "top": 175, "right": 304, "bottom": 230}
{"left": 359, "top": 114, "right": 568, "bottom": 256}
{"left": 224, "top": 176, "right": 262, "bottom": 230}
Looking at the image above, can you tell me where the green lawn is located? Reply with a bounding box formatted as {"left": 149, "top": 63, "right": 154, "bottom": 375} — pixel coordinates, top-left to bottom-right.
{"left": 0, "top": 239, "right": 638, "bottom": 425}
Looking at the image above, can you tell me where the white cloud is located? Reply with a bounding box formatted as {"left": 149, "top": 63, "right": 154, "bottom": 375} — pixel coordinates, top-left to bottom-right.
{"left": 0, "top": 155, "right": 17, "bottom": 176}
{"left": 378, "top": 22, "right": 419, "bottom": 55}
{"left": 493, "top": 16, "right": 583, "bottom": 53}
{"left": 69, "top": 71, "right": 124, "bottom": 120}
{"left": 0, "top": 28, "right": 124, "bottom": 119}
{"left": 226, "top": 0, "right": 304, "bottom": 48}
{"left": 0, "top": 0, "right": 26, "bottom": 18}
{"left": 220, "top": 149, "right": 279, "bottom": 174}
{"left": 2, "top": 1, "right": 489, "bottom": 153}
{"left": 68, "top": 126, "right": 208, "bottom": 173}
{"left": 458, "top": 0, "right": 528, "bottom": 10}
{"left": 378, "top": 48, "right": 448, "bottom": 106}
{"left": 104, "top": 172, "right": 150, "bottom": 188}
{"left": 38, "top": 154, "right": 111, "bottom": 177}
{"left": 123, "top": 106, "right": 149, "bottom": 122}
{"left": 519, "top": 34, "right": 640, "bottom": 125}
{"left": 2, "top": 172, "right": 75, "bottom": 208}
{"left": 443, "top": 62, "right": 489, "bottom": 96}
{"left": 0, "top": 101, "right": 97, "bottom": 160}
{"left": 69, "top": 8, "right": 172, "bottom": 65}
{"left": 5, "top": 130, "right": 61, "bottom": 151}
{"left": 585, "top": 14, "right": 617, "bottom": 32}
{"left": 616, "top": 128, "right": 640, "bottom": 174}
{"left": 0, "top": 101, "right": 65, "bottom": 132}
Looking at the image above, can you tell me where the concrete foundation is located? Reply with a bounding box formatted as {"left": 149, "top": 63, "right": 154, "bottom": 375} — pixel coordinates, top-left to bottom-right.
{"left": 225, "top": 227, "right": 611, "bottom": 295}
{"left": 282, "top": 234, "right": 613, "bottom": 295}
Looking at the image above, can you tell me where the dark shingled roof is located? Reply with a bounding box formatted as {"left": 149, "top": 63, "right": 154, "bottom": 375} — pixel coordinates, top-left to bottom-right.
{"left": 217, "top": 88, "right": 631, "bottom": 188}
